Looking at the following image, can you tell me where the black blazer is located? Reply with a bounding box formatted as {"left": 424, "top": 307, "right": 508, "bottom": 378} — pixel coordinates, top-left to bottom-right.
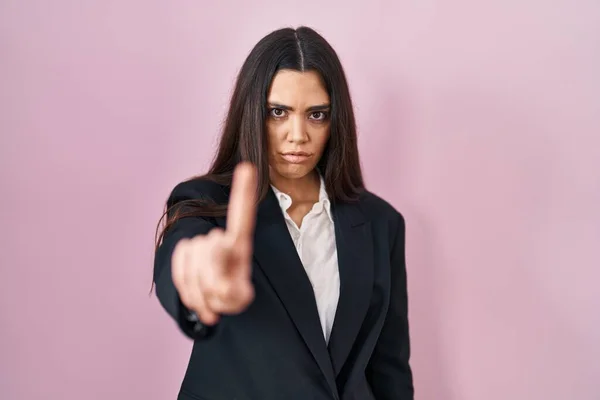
{"left": 154, "top": 178, "right": 414, "bottom": 400}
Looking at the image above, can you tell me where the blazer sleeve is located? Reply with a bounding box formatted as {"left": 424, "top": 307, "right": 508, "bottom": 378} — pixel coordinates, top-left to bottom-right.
{"left": 366, "top": 212, "right": 415, "bottom": 399}
{"left": 153, "top": 182, "right": 220, "bottom": 340}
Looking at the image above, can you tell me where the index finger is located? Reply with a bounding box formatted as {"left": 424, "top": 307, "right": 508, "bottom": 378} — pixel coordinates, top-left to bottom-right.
{"left": 226, "top": 162, "right": 258, "bottom": 242}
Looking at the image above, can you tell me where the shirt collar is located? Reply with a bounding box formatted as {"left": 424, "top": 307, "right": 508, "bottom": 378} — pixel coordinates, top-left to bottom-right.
{"left": 270, "top": 173, "right": 333, "bottom": 222}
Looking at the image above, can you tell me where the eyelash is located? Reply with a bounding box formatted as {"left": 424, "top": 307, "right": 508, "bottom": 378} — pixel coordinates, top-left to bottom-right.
{"left": 269, "top": 108, "right": 329, "bottom": 121}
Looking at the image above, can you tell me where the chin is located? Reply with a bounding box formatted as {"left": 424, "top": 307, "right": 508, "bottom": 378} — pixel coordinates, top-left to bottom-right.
{"left": 273, "top": 163, "right": 315, "bottom": 180}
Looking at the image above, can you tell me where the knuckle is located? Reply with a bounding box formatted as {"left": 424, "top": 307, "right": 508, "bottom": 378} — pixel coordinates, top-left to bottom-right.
{"left": 179, "top": 291, "right": 193, "bottom": 309}
{"left": 239, "top": 284, "right": 254, "bottom": 308}
{"left": 217, "top": 279, "right": 234, "bottom": 300}
{"left": 207, "top": 227, "right": 224, "bottom": 240}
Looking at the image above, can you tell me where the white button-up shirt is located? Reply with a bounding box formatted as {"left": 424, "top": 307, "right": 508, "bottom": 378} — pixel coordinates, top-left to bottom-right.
{"left": 271, "top": 176, "right": 340, "bottom": 343}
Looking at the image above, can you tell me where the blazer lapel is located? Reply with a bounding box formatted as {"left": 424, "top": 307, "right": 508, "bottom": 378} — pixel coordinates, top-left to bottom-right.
{"left": 252, "top": 188, "right": 338, "bottom": 399}
{"left": 327, "top": 200, "right": 374, "bottom": 376}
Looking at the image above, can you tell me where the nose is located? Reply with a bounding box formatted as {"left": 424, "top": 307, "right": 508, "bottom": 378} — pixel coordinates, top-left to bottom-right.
{"left": 286, "top": 115, "right": 308, "bottom": 143}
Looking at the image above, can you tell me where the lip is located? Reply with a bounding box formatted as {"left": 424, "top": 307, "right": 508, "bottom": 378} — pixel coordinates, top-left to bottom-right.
{"left": 281, "top": 151, "right": 312, "bottom": 164}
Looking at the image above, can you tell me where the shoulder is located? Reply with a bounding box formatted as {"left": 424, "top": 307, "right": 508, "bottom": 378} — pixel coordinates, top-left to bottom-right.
{"left": 357, "top": 189, "right": 405, "bottom": 232}
{"left": 167, "top": 176, "right": 229, "bottom": 207}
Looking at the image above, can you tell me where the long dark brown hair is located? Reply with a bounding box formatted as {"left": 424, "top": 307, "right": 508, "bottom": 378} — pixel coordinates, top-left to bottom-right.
{"left": 155, "top": 26, "right": 365, "bottom": 249}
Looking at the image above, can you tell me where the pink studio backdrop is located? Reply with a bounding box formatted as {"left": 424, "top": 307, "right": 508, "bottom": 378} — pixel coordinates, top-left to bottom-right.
{"left": 1, "top": 1, "right": 599, "bottom": 399}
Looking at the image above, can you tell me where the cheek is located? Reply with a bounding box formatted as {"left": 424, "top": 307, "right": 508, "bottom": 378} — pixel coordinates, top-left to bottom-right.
{"left": 313, "top": 127, "right": 331, "bottom": 153}
{"left": 266, "top": 125, "right": 281, "bottom": 151}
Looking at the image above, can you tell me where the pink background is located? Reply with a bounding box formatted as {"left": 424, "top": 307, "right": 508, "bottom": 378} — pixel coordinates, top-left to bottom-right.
{"left": 1, "top": 1, "right": 599, "bottom": 399}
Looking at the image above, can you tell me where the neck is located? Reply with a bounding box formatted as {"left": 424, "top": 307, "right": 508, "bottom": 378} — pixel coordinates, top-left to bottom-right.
{"left": 270, "top": 168, "right": 321, "bottom": 204}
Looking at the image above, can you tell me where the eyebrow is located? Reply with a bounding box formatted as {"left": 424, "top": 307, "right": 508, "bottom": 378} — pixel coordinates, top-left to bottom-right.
{"left": 268, "top": 103, "right": 331, "bottom": 112}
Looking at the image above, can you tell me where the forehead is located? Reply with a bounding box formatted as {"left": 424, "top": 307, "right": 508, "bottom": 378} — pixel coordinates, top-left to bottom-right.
{"left": 267, "top": 69, "right": 329, "bottom": 104}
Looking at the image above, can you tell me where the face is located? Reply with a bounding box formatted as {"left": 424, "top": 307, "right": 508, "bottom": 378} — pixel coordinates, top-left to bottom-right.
{"left": 266, "top": 69, "right": 331, "bottom": 183}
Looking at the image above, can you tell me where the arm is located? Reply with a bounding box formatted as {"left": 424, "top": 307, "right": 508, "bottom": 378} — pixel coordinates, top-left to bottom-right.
{"left": 153, "top": 183, "right": 218, "bottom": 340}
{"left": 366, "top": 212, "right": 414, "bottom": 399}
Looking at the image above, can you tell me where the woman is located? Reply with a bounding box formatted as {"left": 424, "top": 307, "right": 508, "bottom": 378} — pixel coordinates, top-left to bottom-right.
{"left": 153, "top": 26, "right": 414, "bottom": 400}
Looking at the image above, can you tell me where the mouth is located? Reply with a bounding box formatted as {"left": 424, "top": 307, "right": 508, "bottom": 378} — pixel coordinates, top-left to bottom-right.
{"left": 280, "top": 151, "right": 312, "bottom": 164}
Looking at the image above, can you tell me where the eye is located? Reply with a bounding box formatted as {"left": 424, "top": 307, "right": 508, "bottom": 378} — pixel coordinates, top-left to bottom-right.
{"left": 309, "top": 111, "right": 328, "bottom": 121}
{"left": 269, "top": 108, "right": 286, "bottom": 118}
